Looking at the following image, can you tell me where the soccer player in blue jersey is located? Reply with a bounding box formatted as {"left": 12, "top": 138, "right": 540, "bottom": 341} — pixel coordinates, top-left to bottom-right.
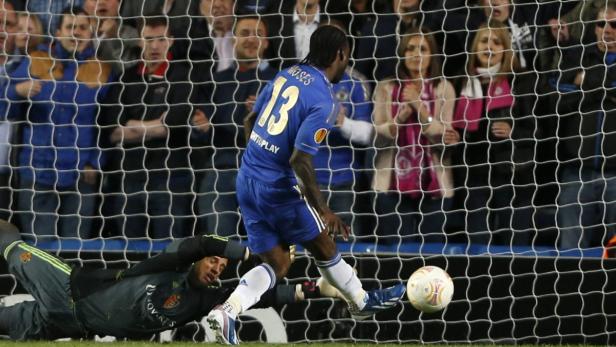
{"left": 206, "top": 25, "right": 406, "bottom": 345}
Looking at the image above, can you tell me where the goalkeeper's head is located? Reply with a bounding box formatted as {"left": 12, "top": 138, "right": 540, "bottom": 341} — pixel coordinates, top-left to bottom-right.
{"left": 189, "top": 256, "right": 229, "bottom": 288}
{"left": 302, "top": 25, "right": 350, "bottom": 84}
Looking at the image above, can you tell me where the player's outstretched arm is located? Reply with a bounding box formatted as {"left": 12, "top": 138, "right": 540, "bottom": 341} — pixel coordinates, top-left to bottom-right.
{"left": 122, "top": 235, "right": 249, "bottom": 277}
{"left": 290, "top": 149, "right": 350, "bottom": 240}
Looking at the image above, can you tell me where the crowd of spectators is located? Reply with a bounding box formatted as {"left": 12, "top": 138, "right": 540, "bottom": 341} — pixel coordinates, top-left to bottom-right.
{"left": 0, "top": 0, "right": 614, "bottom": 250}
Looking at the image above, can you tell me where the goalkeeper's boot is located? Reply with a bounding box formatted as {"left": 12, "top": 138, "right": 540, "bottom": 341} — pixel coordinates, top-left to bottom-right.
{"left": 206, "top": 306, "right": 239, "bottom": 345}
{"left": 349, "top": 283, "right": 406, "bottom": 320}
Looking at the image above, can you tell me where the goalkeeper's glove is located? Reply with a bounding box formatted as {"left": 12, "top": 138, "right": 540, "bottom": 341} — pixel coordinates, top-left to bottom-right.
{"left": 316, "top": 277, "right": 345, "bottom": 300}
{"left": 293, "top": 278, "right": 346, "bottom": 301}
{"left": 294, "top": 280, "right": 321, "bottom": 301}
{"left": 188, "top": 234, "right": 250, "bottom": 261}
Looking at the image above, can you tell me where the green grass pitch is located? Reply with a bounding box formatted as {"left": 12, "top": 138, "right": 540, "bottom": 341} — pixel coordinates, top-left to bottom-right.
{"left": 0, "top": 344, "right": 420, "bottom": 347}
{"left": 0, "top": 343, "right": 591, "bottom": 347}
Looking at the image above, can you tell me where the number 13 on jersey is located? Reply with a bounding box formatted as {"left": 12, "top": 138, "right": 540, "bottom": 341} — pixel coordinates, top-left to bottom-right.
{"left": 257, "top": 77, "right": 300, "bottom": 135}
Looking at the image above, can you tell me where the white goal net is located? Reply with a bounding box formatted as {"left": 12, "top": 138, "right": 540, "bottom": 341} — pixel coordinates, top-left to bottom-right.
{"left": 0, "top": 0, "right": 615, "bottom": 343}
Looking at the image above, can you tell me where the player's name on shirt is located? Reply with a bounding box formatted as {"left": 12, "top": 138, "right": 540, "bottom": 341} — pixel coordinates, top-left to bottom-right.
{"left": 145, "top": 284, "right": 177, "bottom": 328}
{"left": 250, "top": 131, "right": 280, "bottom": 154}
{"left": 287, "top": 65, "right": 316, "bottom": 86}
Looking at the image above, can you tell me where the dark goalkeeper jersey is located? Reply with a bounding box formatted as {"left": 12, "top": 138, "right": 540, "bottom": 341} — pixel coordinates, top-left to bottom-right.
{"left": 75, "top": 270, "right": 230, "bottom": 338}
{"left": 64, "top": 235, "right": 288, "bottom": 339}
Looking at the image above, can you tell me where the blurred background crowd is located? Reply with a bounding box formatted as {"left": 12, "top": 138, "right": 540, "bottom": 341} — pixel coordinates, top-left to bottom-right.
{"left": 0, "top": 0, "right": 614, "bottom": 250}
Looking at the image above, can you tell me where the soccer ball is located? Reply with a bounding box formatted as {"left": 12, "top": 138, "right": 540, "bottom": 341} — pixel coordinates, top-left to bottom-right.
{"left": 407, "top": 266, "right": 454, "bottom": 313}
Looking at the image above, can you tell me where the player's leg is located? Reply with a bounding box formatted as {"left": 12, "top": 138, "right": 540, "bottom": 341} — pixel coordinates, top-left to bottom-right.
{"left": 302, "top": 223, "right": 406, "bottom": 320}
{"left": 0, "top": 220, "right": 35, "bottom": 339}
{"left": 302, "top": 232, "right": 365, "bottom": 303}
{"left": 0, "top": 220, "right": 83, "bottom": 338}
{"left": 225, "top": 243, "right": 290, "bottom": 312}
{"left": 206, "top": 174, "right": 286, "bottom": 344}
{"left": 0, "top": 301, "right": 50, "bottom": 340}
{"left": 0, "top": 219, "right": 72, "bottom": 301}
{"left": 207, "top": 238, "right": 287, "bottom": 345}
{"left": 262, "top": 194, "right": 366, "bottom": 309}
{"left": 258, "top": 185, "right": 406, "bottom": 319}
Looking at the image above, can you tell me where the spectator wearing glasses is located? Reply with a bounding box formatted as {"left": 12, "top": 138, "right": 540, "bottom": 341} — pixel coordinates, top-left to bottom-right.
{"left": 552, "top": 2, "right": 616, "bottom": 249}
{"left": 539, "top": 1, "right": 604, "bottom": 73}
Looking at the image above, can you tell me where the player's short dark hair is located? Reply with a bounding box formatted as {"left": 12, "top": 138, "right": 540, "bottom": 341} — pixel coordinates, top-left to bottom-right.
{"left": 301, "top": 25, "right": 349, "bottom": 69}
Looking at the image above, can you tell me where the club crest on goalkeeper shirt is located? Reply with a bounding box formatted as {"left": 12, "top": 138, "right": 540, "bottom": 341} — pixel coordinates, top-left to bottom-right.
{"left": 19, "top": 251, "right": 31, "bottom": 263}
{"left": 163, "top": 294, "right": 181, "bottom": 309}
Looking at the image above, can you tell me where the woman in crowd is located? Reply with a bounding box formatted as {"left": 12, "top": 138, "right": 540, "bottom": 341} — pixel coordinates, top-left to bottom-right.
{"left": 453, "top": 21, "right": 534, "bottom": 246}
{"left": 372, "top": 27, "right": 459, "bottom": 243}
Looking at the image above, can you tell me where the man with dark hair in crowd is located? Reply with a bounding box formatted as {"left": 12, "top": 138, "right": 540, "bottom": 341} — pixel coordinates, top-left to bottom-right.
{"left": 551, "top": 0, "right": 616, "bottom": 249}
{"left": 5, "top": 6, "right": 113, "bottom": 239}
{"left": 101, "top": 16, "right": 196, "bottom": 239}
{"left": 198, "top": 0, "right": 235, "bottom": 73}
{"left": 539, "top": 0, "right": 604, "bottom": 73}
{"left": 194, "top": 15, "right": 277, "bottom": 237}
{"left": 121, "top": 0, "right": 212, "bottom": 62}
{"left": 266, "top": 0, "right": 325, "bottom": 70}
{"left": 26, "top": 0, "right": 83, "bottom": 35}
{"left": 83, "top": 0, "right": 140, "bottom": 73}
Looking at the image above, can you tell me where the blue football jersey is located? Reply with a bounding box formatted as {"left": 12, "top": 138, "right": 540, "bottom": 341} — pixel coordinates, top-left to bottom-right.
{"left": 240, "top": 64, "right": 338, "bottom": 187}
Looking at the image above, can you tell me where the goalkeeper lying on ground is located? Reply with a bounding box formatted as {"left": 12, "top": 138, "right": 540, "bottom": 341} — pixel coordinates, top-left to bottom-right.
{"left": 0, "top": 220, "right": 326, "bottom": 340}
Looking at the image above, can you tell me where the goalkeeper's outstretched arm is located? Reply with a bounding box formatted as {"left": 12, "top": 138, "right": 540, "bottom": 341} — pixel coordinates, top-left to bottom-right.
{"left": 255, "top": 277, "right": 345, "bottom": 309}
{"left": 122, "top": 235, "right": 249, "bottom": 278}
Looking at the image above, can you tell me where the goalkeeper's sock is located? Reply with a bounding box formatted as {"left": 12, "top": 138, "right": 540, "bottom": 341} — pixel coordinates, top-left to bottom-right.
{"left": 221, "top": 263, "right": 276, "bottom": 319}
{"left": 316, "top": 253, "right": 367, "bottom": 309}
